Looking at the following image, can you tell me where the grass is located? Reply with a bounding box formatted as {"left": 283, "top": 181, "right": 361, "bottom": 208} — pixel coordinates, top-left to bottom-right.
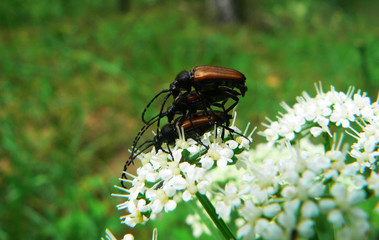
{"left": 0, "top": 0, "right": 378, "bottom": 239}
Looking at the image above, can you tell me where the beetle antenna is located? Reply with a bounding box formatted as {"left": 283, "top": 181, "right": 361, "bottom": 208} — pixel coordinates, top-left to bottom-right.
{"left": 130, "top": 115, "right": 161, "bottom": 159}
{"left": 141, "top": 89, "right": 171, "bottom": 123}
{"left": 156, "top": 92, "right": 172, "bottom": 131}
{"left": 120, "top": 141, "right": 155, "bottom": 188}
{"left": 130, "top": 102, "right": 172, "bottom": 161}
{"left": 129, "top": 142, "right": 155, "bottom": 162}
{"left": 130, "top": 139, "right": 154, "bottom": 161}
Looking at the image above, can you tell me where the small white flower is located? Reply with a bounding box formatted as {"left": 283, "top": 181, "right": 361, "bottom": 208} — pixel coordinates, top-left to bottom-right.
{"left": 299, "top": 170, "right": 316, "bottom": 188}
{"left": 197, "top": 180, "right": 209, "bottom": 194}
{"left": 182, "top": 190, "right": 192, "bottom": 202}
{"left": 281, "top": 186, "right": 298, "bottom": 199}
{"left": 150, "top": 199, "right": 164, "bottom": 214}
{"left": 129, "top": 180, "right": 145, "bottom": 200}
{"left": 310, "top": 126, "right": 323, "bottom": 137}
{"left": 171, "top": 149, "right": 183, "bottom": 162}
{"left": 164, "top": 200, "right": 177, "bottom": 211}
{"left": 200, "top": 155, "right": 214, "bottom": 170}
{"left": 123, "top": 234, "right": 134, "bottom": 240}
{"left": 138, "top": 164, "right": 159, "bottom": 183}
{"left": 347, "top": 189, "right": 366, "bottom": 206}
{"left": 215, "top": 183, "right": 242, "bottom": 219}
{"left": 341, "top": 162, "right": 360, "bottom": 176}
{"left": 297, "top": 219, "right": 315, "bottom": 238}
{"left": 308, "top": 155, "right": 331, "bottom": 173}
{"left": 249, "top": 185, "right": 270, "bottom": 203}
{"left": 216, "top": 201, "right": 231, "bottom": 219}
{"left": 301, "top": 200, "right": 319, "bottom": 218}
{"left": 136, "top": 199, "right": 149, "bottom": 212}
{"left": 159, "top": 168, "right": 174, "bottom": 181}
{"left": 218, "top": 147, "right": 234, "bottom": 167}
{"left": 330, "top": 102, "right": 353, "bottom": 128}
{"left": 261, "top": 122, "right": 280, "bottom": 142}
{"left": 166, "top": 175, "right": 187, "bottom": 191}
{"left": 226, "top": 139, "right": 239, "bottom": 149}
{"left": 184, "top": 164, "right": 205, "bottom": 181}
{"left": 255, "top": 218, "right": 269, "bottom": 235}
{"left": 236, "top": 135, "right": 251, "bottom": 149}
{"left": 237, "top": 223, "right": 255, "bottom": 240}
{"left": 277, "top": 211, "right": 296, "bottom": 229}
{"left": 263, "top": 203, "right": 281, "bottom": 218}
{"left": 240, "top": 200, "right": 262, "bottom": 223}
{"left": 123, "top": 208, "right": 147, "bottom": 227}
{"left": 284, "top": 199, "right": 301, "bottom": 213}
{"left": 308, "top": 182, "right": 325, "bottom": 197}
{"left": 331, "top": 183, "right": 347, "bottom": 200}
{"left": 255, "top": 218, "right": 284, "bottom": 239}
{"left": 328, "top": 209, "right": 344, "bottom": 227}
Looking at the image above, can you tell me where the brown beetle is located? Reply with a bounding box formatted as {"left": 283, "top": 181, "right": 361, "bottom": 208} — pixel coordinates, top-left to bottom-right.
{"left": 172, "top": 65, "right": 247, "bottom": 97}
{"left": 141, "top": 66, "right": 247, "bottom": 124}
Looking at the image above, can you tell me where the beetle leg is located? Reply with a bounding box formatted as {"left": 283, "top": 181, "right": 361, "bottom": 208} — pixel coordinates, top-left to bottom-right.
{"left": 166, "top": 143, "right": 174, "bottom": 160}
{"left": 223, "top": 90, "right": 240, "bottom": 114}
{"left": 216, "top": 123, "right": 251, "bottom": 144}
{"left": 192, "top": 134, "right": 209, "bottom": 150}
{"left": 193, "top": 86, "right": 213, "bottom": 122}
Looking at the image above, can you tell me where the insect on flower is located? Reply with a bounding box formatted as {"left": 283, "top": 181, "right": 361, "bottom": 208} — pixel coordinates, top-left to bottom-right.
{"left": 121, "top": 110, "right": 249, "bottom": 188}
{"left": 120, "top": 66, "right": 249, "bottom": 188}
{"left": 131, "top": 87, "right": 242, "bottom": 154}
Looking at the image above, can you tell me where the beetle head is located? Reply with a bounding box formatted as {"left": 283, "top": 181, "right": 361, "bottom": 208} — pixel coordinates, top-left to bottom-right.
{"left": 171, "top": 71, "right": 191, "bottom": 97}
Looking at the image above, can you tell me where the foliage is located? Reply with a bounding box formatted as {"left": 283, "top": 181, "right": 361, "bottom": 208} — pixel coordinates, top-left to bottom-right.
{"left": 0, "top": 0, "right": 378, "bottom": 239}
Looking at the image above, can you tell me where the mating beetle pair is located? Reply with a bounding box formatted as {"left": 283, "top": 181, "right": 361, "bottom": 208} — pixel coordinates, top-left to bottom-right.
{"left": 121, "top": 66, "right": 249, "bottom": 187}
{"left": 141, "top": 66, "right": 247, "bottom": 128}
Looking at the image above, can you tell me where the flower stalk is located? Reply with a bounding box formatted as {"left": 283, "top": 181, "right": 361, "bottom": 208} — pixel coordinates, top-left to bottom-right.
{"left": 196, "top": 192, "right": 236, "bottom": 240}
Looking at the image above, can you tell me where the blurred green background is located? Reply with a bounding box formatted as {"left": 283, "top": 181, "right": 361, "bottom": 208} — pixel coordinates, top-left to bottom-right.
{"left": 0, "top": 0, "right": 378, "bottom": 239}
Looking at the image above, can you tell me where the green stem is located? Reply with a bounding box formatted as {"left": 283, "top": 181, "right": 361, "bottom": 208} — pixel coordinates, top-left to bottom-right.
{"left": 196, "top": 192, "right": 236, "bottom": 240}
{"left": 322, "top": 132, "right": 331, "bottom": 151}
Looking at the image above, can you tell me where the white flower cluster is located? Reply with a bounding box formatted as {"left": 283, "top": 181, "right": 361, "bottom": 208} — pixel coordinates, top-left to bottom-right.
{"left": 260, "top": 84, "right": 379, "bottom": 174}
{"left": 112, "top": 85, "right": 378, "bottom": 239}
{"left": 113, "top": 121, "right": 252, "bottom": 228}
{"left": 261, "top": 84, "right": 378, "bottom": 145}
{"left": 207, "top": 85, "right": 378, "bottom": 239}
